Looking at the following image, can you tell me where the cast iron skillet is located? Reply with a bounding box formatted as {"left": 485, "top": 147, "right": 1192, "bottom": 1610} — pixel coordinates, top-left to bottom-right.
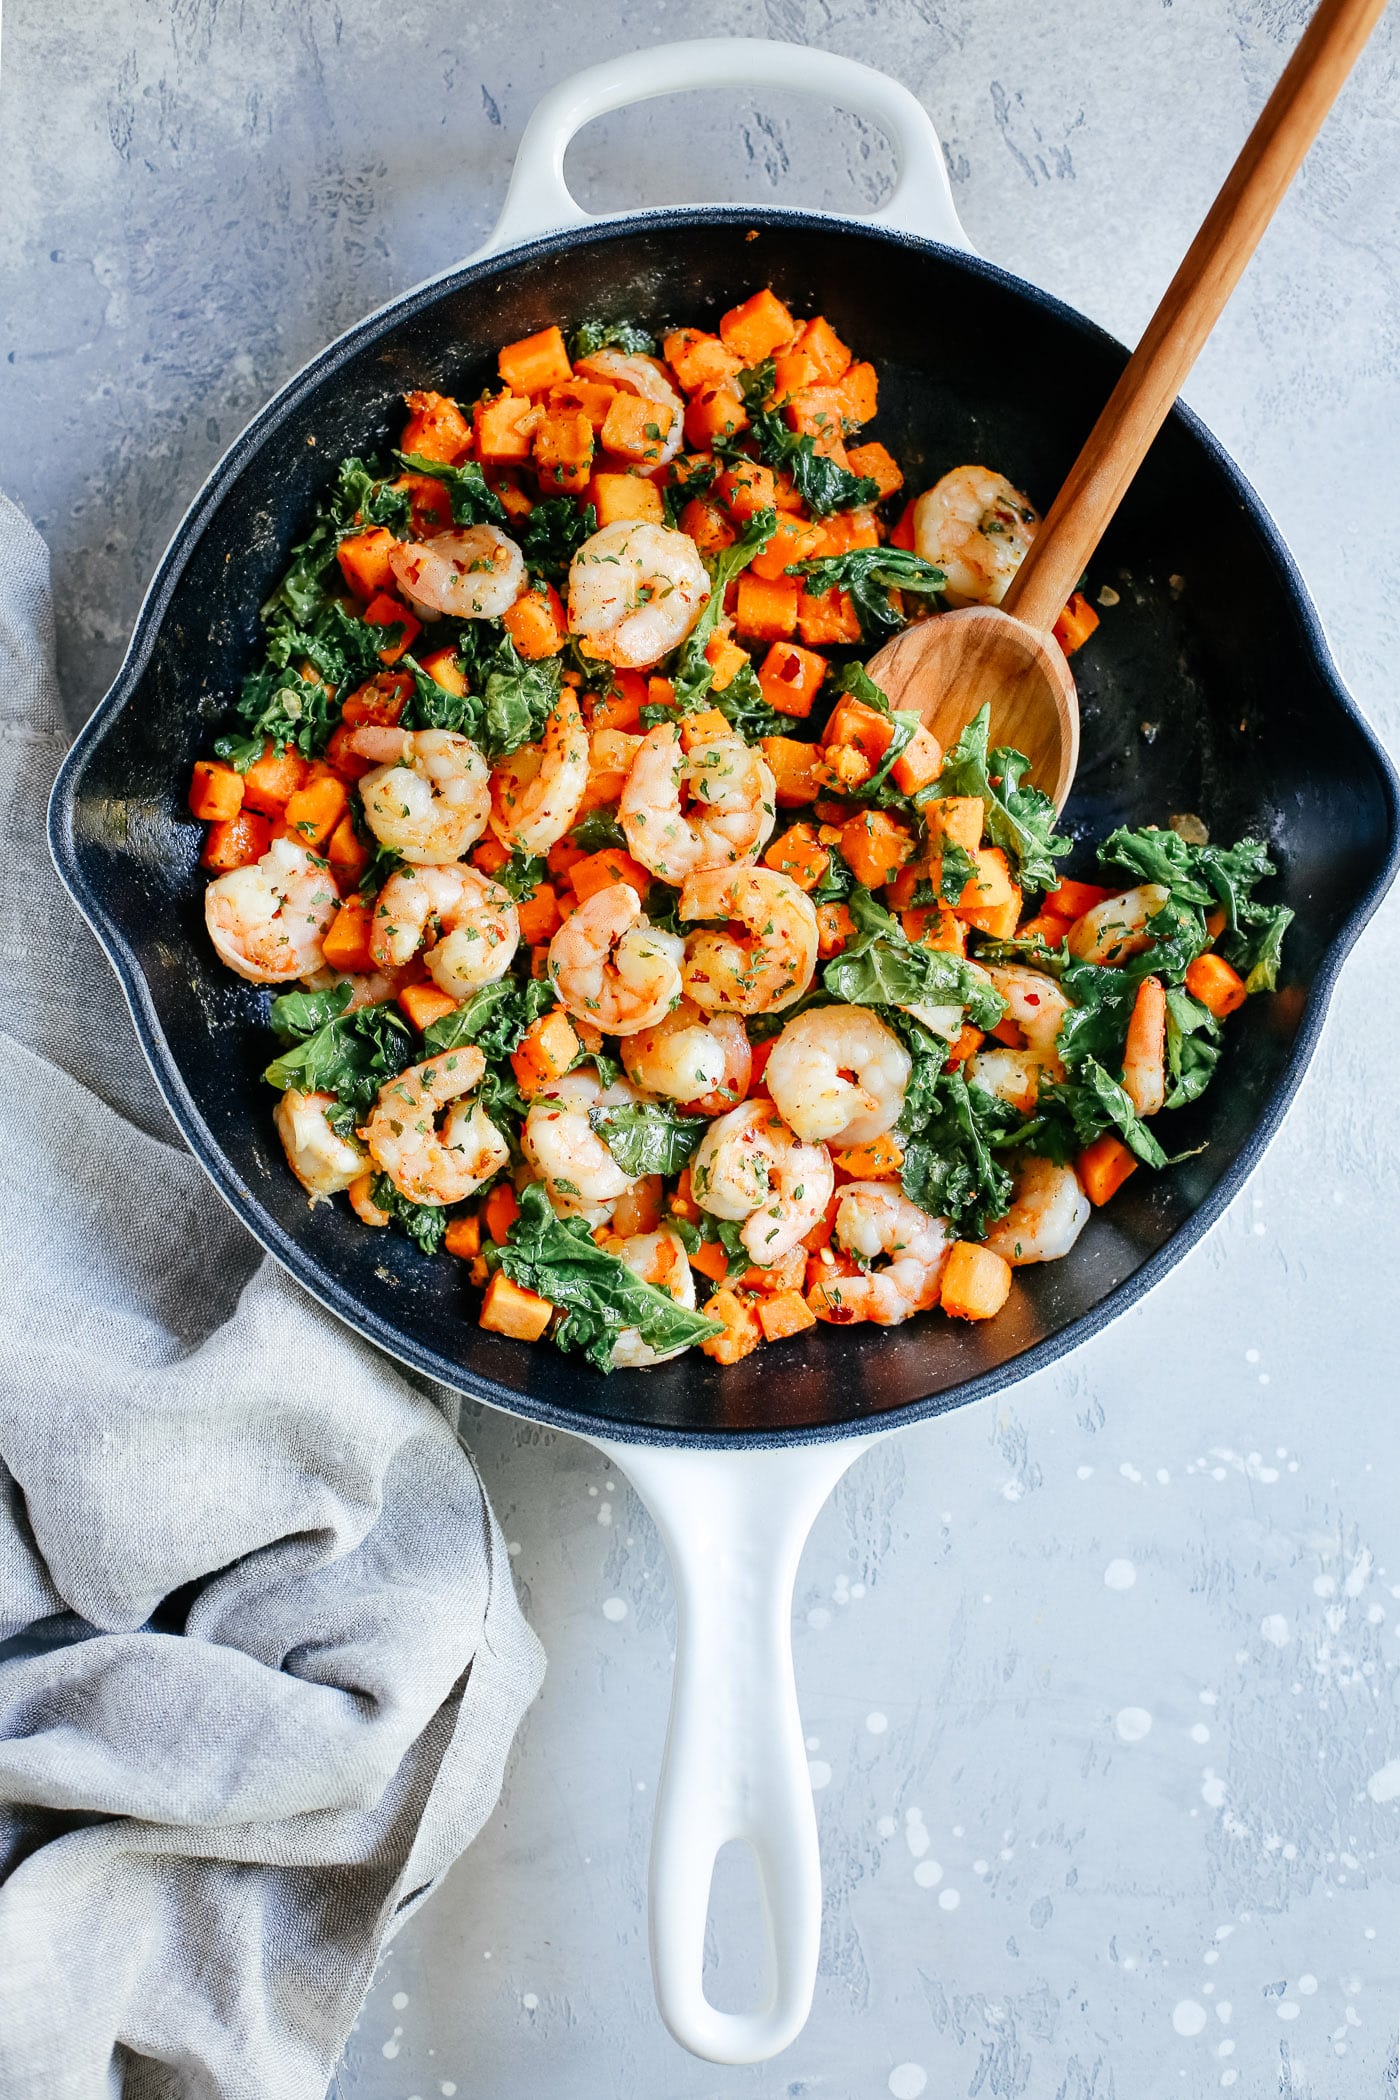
{"left": 46, "top": 39, "right": 1399, "bottom": 2067}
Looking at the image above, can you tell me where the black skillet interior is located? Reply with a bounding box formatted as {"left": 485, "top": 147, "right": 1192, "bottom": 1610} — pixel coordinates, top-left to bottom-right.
{"left": 50, "top": 211, "right": 1399, "bottom": 1446}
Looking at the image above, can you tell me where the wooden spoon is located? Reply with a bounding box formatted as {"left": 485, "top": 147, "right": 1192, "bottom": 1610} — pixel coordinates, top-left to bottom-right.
{"left": 868, "top": 0, "right": 1389, "bottom": 809}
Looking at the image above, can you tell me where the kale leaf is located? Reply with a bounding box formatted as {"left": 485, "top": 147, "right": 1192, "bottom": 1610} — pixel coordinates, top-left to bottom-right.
{"left": 823, "top": 887, "right": 1006, "bottom": 1028}
{"left": 930, "top": 704, "right": 1071, "bottom": 892}
{"left": 729, "top": 361, "right": 879, "bottom": 516}
{"left": 569, "top": 808, "right": 628, "bottom": 853}
{"left": 570, "top": 319, "right": 658, "bottom": 359}
{"left": 588, "top": 1100, "right": 709, "bottom": 1178}
{"left": 1164, "top": 985, "right": 1222, "bottom": 1109}
{"left": 669, "top": 508, "right": 777, "bottom": 713}
{"left": 260, "top": 456, "right": 411, "bottom": 627}
{"left": 395, "top": 452, "right": 507, "bottom": 527}
{"left": 521, "top": 498, "right": 597, "bottom": 582}
{"left": 370, "top": 1174, "right": 450, "bottom": 1257}
{"left": 1048, "top": 1057, "right": 1169, "bottom": 1168}
{"left": 263, "top": 991, "right": 413, "bottom": 1129}
{"left": 787, "top": 547, "right": 946, "bottom": 637}
{"left": 1098, "top": 825, "right": 1292, "bottom": 993}
{"left": 489, "top": 1182, "right": 722, "bottom": 1370}
{"left": 937, "top": 841, "right": 979, "bottom": 905}
{"left": 898, "top": 1067, "right": 1015, "bottom": 1238}
{"left": 422, "top": 976, "right": 557, "bottom": 1063}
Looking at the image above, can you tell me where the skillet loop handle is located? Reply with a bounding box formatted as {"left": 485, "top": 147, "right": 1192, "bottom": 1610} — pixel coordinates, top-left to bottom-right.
{"left": 481, "top": 40, "right": 970, "bottom": 256}
{"left": 592, "top": 1436, "right": 869, "bottom": 2064}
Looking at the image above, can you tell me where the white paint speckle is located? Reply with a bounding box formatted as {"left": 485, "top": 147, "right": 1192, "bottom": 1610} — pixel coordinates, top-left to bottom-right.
{"left": 441, "top": 2084, "right": 457, "bottom": 2096}
{"left": 1260, "top": 1614, "right": 1291, "bottom": 1647}
{"left": 807, "top": 1606, "right": 832, "bottom": 1630}
{"left": 1104, "top": 1559, "right": 1137, "bottom": 1590}
{"left": 905, "top": 1808, "right": 929, "bottom": 1857}
{"left": 877, "top": 1815, "right": 897, "bottom": 1838}
{"left": 808, "top": 1759, "right": 832, "bottom": 1791}
{"left": 1116, "top": 1707, "right": 1153, "bottom": 1742}
{"left": 1173, "top": 2000, "right": 1207, "bottom": 2036}
{"left": 1201, "top": 1771, "right": 1227, "bottom": 1808}
{"left": 601, "top": 1596, "right": 628, "bottom": 1622}
{"left": 1367, "top": 1759, "right": 1400, "bottom": 1803}
{"left": 1298, "top": 1974, "right": 1318, "bottom": 1995}
{"left": 866, "top": 1711, "right": 889, "bottom": 1735}
{"left": 392, "top": 1992, "right": 409, "bottom": 2010}
{"left": 521, "top": 1993, "right": 538, "bottom": 2011}
{"left": 937, "top": 1887, "right": 960, "bottom": 1910}
{"left": 1077, "top": 1464, "right": 1094, "bottom": 1479}
{"left": 1277, "top": 2001, "right": 1299, "bottom": 2021}
{"left": 1190, "top": 1724, "right": 1211, "bottom": 1744}
{"left": 914, "top": 1859, "right": 943, "bottom": 1887}
{"left": 888, "top": 2066, "right": 927, "bottom": 2099}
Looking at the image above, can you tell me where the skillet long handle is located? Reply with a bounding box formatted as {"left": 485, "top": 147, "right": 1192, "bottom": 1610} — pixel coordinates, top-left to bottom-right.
{"left": 590, "top": 1435, "right": 869, "bottom": 2064}
{"left": 1005, "top": 0, "right": 1390, "bottom": 635}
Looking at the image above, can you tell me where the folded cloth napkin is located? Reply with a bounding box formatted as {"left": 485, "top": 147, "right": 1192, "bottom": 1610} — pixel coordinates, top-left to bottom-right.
{"left": 0, "top": 489, "right": 546, "bottom": 2099}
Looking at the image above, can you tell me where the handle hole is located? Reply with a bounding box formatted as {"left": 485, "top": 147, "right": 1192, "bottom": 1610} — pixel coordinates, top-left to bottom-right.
{"left": 562, "top": 89, "right": 896, "bottom": 220}
{"left": 702, "top": 1838, "right": 773, "bottom": 2014}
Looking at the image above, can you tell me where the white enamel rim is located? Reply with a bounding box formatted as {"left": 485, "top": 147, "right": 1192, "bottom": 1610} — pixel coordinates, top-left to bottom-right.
{"left": 484, "top": 40, "right": 971, "bottom": 2066}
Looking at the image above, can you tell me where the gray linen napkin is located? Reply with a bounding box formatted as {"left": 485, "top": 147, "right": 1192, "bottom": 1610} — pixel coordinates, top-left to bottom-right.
{"left": 0, "top": 489, "right": 546, "bottom": 2100}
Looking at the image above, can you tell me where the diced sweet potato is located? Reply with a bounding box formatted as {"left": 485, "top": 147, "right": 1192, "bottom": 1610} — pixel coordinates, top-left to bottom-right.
{"left": 498, "top": 325, "right": 572, "bottom": 395}
{"left": 1077, "top": 1133, "right": 1139, "bottom": 1207}
{"left": 784, "top": 386, "right": 849, "bottom": 462}
{"left": 770, "top": 347, "right": 820, "bottom": 400}
{"left": 678, "top": 495, "right": 736, "bottom": 556}
{"left": 719, "top": 288, "right": 796, "bottom": 364}
{"left": 901, "top": 904, "right": 967, "bottom": 954}
{"left": 1184, "top": 951, "right": 1248, "bottom": 1017}
{"left": 393, "top": 471, "right": 455, "bottom": 535}
{"left": 840, "top": 809, "right": 915, "bottom": 889}
{"left": 662, "top": 328, "right": 743, "bottom": 394}
{"left": 279, "top": 771, "right": 348, "bottom": 851}
{"left": 699, "top": 1288, "right": 764, "bottom": 1365}
{"left": 1047, "top": 877, "right": 1117, "bottom": 919}
{"left": 533, "top": 407, "right": 593, "bottom": 493}
{"left": 502, "top": 582, "right": 567, "bottom": 660}
{"left": 838, "top": 360, "right": 878, "bottom": 425}
{"left": 757, "top": 1290, "right": 818, "bottom": 1343}
{"left": 189, "top": 759, "right": 244, "bottom": 822}
{"left": 704, "top": 631, "right": 750, "bottom": 692}
{"left": 444, "top": 1213, "right": 482, "bottom": 1261}
{"left": 926, "top": 795, "right": 985, "bottom": 855}
{"left": 569, "top": 846, "right": 651, "bottom": 903}
{"left": 797, "top": 586, "right": 862, "bottom": 648}
{"left": 889, "top": 500, "right": 917, "bottom": 551}
{"left": 474, "top": 392, "right": 537, "bottom": 464}
{"left": 201, "top": 810, "right": 271, "bottom": 872}
{"left": 548, "top": 375, "right": 617, "bottom": 430}
{"left": 590, "top": 471, "right": 664, "bottom": 527}
{"left": 734, "top": 573, "right": 799, "bottom": 644}
{"left": 890, "top": 723, "right": 942, "bottom": 796}
{"left": 716, "top": 461, "right": 776, "bottom": 521}
{"left": 322, "top": 897, "right": 376, "bottom": 974}
{"left": 763, "top": 822, "right": 830, "bottom": 891}
{"left": 761, "top": 735, "right": 823, "bottom": 807}
{"left": 813, "top": 506, "right": 880, "bottom": 554}
{"left": 793, "top": 315, "right": 851, "bottom": 383}
{"left": 241, "top": 741, "right": 309, "bottom": 817}
{"left": 688, "top": 1238, "right": 733, "bottom": 1288}
{"left": 517, "top": 883, "right": 562, "bottom": 944}
{"left": 341, "top": 672, "right": 412, "bottom": 726}
{"left": 511, "top": 1010, "right": 580, "bottom": 1097}
{"left": 833, "top": 1132, "right": 904, "bottom": 1181}
{"left": 750, "top": 512, "right": 824, "bottom": 582}
{"left": 417, "top": 645, "right": 468, "bottom": 697}
{"left": 1052, "top": 590, "right": 1100, "bottom": 656}
{"left": 398, "top": 981, "right": 458, "bottom": 1033}
{"left": 953, "top": 846, "right": 1017, "bottom": 916}
{"left": 601, "top": 391, "right": 674, "bottom": 466}
{"left": 945, "top": 1023, "right": 984, "bottom": 1066}
{"left": 361, "top": 592, "right": 421, "bottom": 664}
{"left": 940, "top": 1241, "right": 1012, "bottom": 1321}
{"left": 336, "top": 527, "right": 399, "bottom": 602}
{"left": 679, "top": 708, "right": 730, "bottom": 752}
{"left": 757, "top": 641, "right": 826, "bottom": 720}
{"left": 845, "top": 441, "right": 903, "bottom": 499}
{"left": 483, "top": 1183, "right": 521, "bottom": 1244}
{"left": 480, "top": 1272, "right": 555, "bottom": 1342}
{"left": 326, "top": 812, "right": 370, "bottom": 885}
{"left": 823, "top": 695, "right": 894, "bottom": 769}
{"left": 683, "top": 383, "right": 747, "bottom": 450}
{"left": 400, "top": 389, "right": 472, "bottom": 464}
{"left": 815, "top": 900, "right": 855, "bottom": 958}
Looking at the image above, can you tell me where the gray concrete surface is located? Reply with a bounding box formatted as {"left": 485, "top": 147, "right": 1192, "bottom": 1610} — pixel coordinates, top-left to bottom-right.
{"left": 4, "top": 1, "right": 1400, "bottom": 2093}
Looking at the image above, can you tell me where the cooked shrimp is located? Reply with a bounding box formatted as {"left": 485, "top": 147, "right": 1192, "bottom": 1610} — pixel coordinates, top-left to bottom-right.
{"left": 913, "top": 466, "right": 1039, "bottom": 608}
{"left": 584, "top": 726, "right": 644, "bottom": 810}
{"left": 981, "top": 962, "right": 1072, "bottom": 1077}
{"left": 620, "top": 723, "right": 777, "bottom": 881}
{"left": 607, "top": 1227, "right": 699, "bottom": 1368}
{"left": 567, "top": 522, "right": 710, "bottom": 670}
{"left": 204, "top": 838, "right": 338, "bottom": 985}
{"left": 274, "top": 1089, "right": 365, "bottom": 1202}
{"left": 678, "top": 867, "right": 819, "bottom": 1017}
{"left": 622, "top": 996, "right": 751, "bottom": 1112}
{"left": 983, "top": 1155, "right": 1090, "bottom": 1265}
{"left": 810, "top": 1183, "right": 952, "bottom": 1326}
{"left": 547, "top": 882, "right": 685, "bottom": 1036}
{"left": 574, "top": 349, "right": 686, "bottom": 465}
{"left": 521, "top": 1070, "right": 637, "bottom": 1224}
{"left": 302, "top": 965, "right": 399, "bottom": 1010}
{"left": 765, "top": 1005, "right": 910, "bottom": 1146}
{"left": 690, "top": 1098, "right": 834, "bottom": 1267}
{"left": 364, "top": 1048, "right": 508, "bottom": 1206}
{"left": 1066, "top": 883, "right": 1173, "bottom": 966}
{"left": 966, "top": 1046, "right": 1042, "bottom": 1116}
{"left": 1122, "top": 975, "right": 1166, "bottom": 1117}
{"left": 369, "top": 864, "right": 519, "bottom": 996}
{"left": 489, "top": 687, "right": 590, "bottom": 854}
{"left": 388, "top": 524, "right": 525, "bottom": 620}
{"left": 352, "top": 727, "right": 491, "bottom": 864}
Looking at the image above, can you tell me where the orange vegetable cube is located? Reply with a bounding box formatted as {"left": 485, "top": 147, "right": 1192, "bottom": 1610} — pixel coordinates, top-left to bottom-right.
{"left": 471, "top": 837, "right": 512, "bottom": 877}
{"left": 398, "top": 981, "right": 458, "bottom": 1033}
{"left": 833, "top": 1131, "right": 904, "bottom": 1181}
{"left": 1017, "top": 912, "right": 1075, "bottom": 946}
{"left": 1052, "top": 590, "right": 1101, "bottom": 656}
{"left": 1047, "top": 877, "right": 1117, "bottom": 919}
{"left": 479, "top": 1272, "right": 555, "bottom": 1342}
{"left": 647, "top": 676, "right": 677, "bottom": 712}
{"left": 845, "top": 441, "right": 903, "bottom": 499}
{"left": 940, "top": 1241, "right": 1012, "bottom": 1321}
{"left": 569, "top": 846, "right": 651, "bottom": 903}
{"left": 486, "top": 470, "right": 533, "bottom": 523}
{"left": 750, "top": 513, "right": 824, "bottom": 582}
{"left": 699, "top": 1288, "right": 764, "bottom": 1365}
{"left": 361, "top": 593, "right": 421, "bottom": 664}
{"left": 1078, "top": 1132, "right": 1139, "bottom": 1207}
{"left": 516, "top": 884, "right": 561, "bottom": 945}
{"left": 760, "top": 735, "right": 823, "bottom": 807}
{"left": 502, "top": 582, "right": 567, "bottom": 660}
{"left": 684, "top": 383, "right": 747, "bottom": 450}
{"left": 813, "top": 506, "right": 880, "bottom": 555}
{"left": 734, "top": 573, "right": 799, "bottom": 643}
{"left": 341, "top": 672, "right": 411, "bottom": 727}
{"left": 189, "top": 759, "right": 244, "bottom": 822}
{"left": 838, "top": 360, "right": 878, "bottom": 425}
{"left": 418, "top": 645, "right": 468, "bottom": 697}
{"left": 201, "top": 810, "right": 271, "bottom": 871}
{"left": 662, "top": 328, "right": 743, "bottom": 394}
{"left": 757, "top": 641, "right": 826, "bottom": 720}
{"left": 321, "top": 897, "right": 375, "bottom": 974}
{"left": 586, "top": 671, "right": 647, "bottom": 733}
{"left": 548, "top": 375, "right": 617, "bottom": 431}
{"left": 763, "top": 822, "right": 830, "bottom": 891}
{"left": 400, "top": 389, "right": 472, "bottom": 464}
{"left": 678, "top": 495, "right": 736, "bottom": 555}
{"left": 279, "top": 770, "right": 349, "bottom": 851}
{"left": 511, "top": 1010, "right": 580, "bottom": 1097}
{"left": 719, "top": 288, "right": 796, "bottom": 363}
{"left": 497, "top": 325, "right": 573, "bottom": 395}
{"left": 770, "top": 347, "right": 820, "bottom": 400}
{"left": 687, "top": 1239, "right": 733, "bottom": 1288}
{"left": 815, "top": 900, "right": 855, "bottom": 958}
{"left": 323, "top": 722, "right": 373, "bottom": 781}
{"left": 954, "top": 846, "right": 1018, "bottom": 917}
{"left": 1185, "top": 951, "right": 1248, "bottom": 1018}
{"left": 704, "top": 631, "right": 750, "bottom": 692}
{"left": 926, "top": 795, "right": 985, "bottom": 855}
{"left": 823, "top": 694, "right": 894, "bottom": 768}
{"left": 784, "top": 386, "right": 849, "bottom": 461}
{"left": 797, "top": 586, "right": 862, "bottom": 648}
{"left": 901, "top": 905, "right": 966, "bottom": 954}
{"left": 483, "top": 1183, "right": 522, "bottom": 1244}
{"left": 889, "top": 500, "right": 917, "bottom": 551}
{"left": 716, "top": 461, "right": 777, "bottom": 521}
{"left": 444, "top": 1213, "right": 482, "bottom": 1261}
{"left": 793, "top": 315, "right": 851, "bottom": 383}
{"left": 590, "top": 471, "right": 664, "bottom": 527}
{"left": 679, "top": 708, "right": 730, "bottom": 751}
{"left": 393, "top": 472, "right": 455, "bottom": 535}
{"left": 336, "top": 526, "right": 399, "bottom": 601}
{"left": 945, "top": 1023, "right": 984, "bottom": 1065}
{"left": 474, "top": 392, "right": 537, "bottom": 464}
{"left": 757, "top": 1290, "right": 818, "bottom": 1343}
{"left": 600, "top": 391, "right": 674, "bottom": 466}
{"left": 890, "top": 723, "right": 943, "bottom": 796}
{"left": 840, "top": 809, "right": 915, "bottom": 889}
{"left": 533, "top": 407, "right": 593, "bottom": 493}
{"left": 326, "top": 813, "right": 370, "bottom": 886}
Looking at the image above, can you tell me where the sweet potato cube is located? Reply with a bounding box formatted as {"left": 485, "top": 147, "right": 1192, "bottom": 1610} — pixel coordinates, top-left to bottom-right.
{"left": 814, "top": 506, "right": 880, "bottom": 554}
{"left": 687, "top": 1238, "right": 732, "bottom": 1287}
{"left": 716, "top": 461, "right": 777, "bottom": 521}
{"left": 662, "top": 328, "right": 743, "bottom": 394}
{"left": 704, "top": 631, "right": 750, "bottom": 692}
{"left": 511, "top": 1010, "right": 580, "bottom": 1097}
{"left": 734, "top": 573, "right": 798, "bottom": 643}
{"left": 569, "top": 847, "right": 651, "bottom": 904}
{"left": 890, "top": 723, "right": 943, "bottom": 796}
{"left": 678, "top": 495, "right": 736, "bottom": 556}
{"left": 516, "top": 883, "right": 562, "bottom": 945}
{"left": 335, "top": 526, "right": 399, "bottom": 602}
{"left": 954, "top": 846, "right": 1018, "bottom": 917}
{"left": 960, "top": 890, "right": 1023, "bottom": 941}
{"left": 361, "top": 593, "right": 421, "bottom": 664}
{"left": 444, "top": 1213, "right": 482, "bottom": 1261}
{"left": 901, "top": 904, "right": 966, "bottom": 954}
{"left": 794, "top": 315, "right": 851, "bottom": 383}
{"left": 498, "top": 325, "right": 573, "bottom": 395}
{"left": 683, "top": 384, "right": 747, "bottom": 450}
{"left": 341, "top": 672, "right": 412, "bottom": 727}
{"left": 784, "top": 386, "right": 849, "bottom": 461}
{"left": 1052, "top": 590, "right": 1101, "bottom": 657}
{"left": 201, "top": 810, "right": 271, "bottom": 872}
{"left": 483, "top": 1183, "right": 521, "bottom": 1243}
{"left": 1077, "top": 1133, "right": 1139, "bottom": 1207}
{"left": 400, "top": 389, "right": 472, "bottom": 464}
{"left": 601, "top": 391, "right": 674, "bottom": 465}
{"left": 699, "top": 1288, "right": 764, "bottom": 1364}
{"left": 763, "top": 822, "right": 830, "bottom": 891}
{"left": 840, "top": 810, "right": 915, "bottom": 890}
{"left": 815, "top": 900, "right": 855, "bottom": 958}
{"left": 757, "top": 1290, "right": 818, "bottom": 1343}
{"left": 945, "top": 1022, "right": 984, "bottom": 1065}
{"left": 761, "top": 735, "right": 823, "bottom": 808}
{"left": 1185, "top": 950, "right": 1248, "bottom": 1017}
{"left": 757, "top": 641, "right": 826, "bottom": 720}
{"left": 719, "top": 288, "right": 796, "bottom": 364}
{"left": 1047, "top": 877, "right": 1117, "bottom": 920}
{"left": 189, "top": 759, "right": 244, "bottom": 822}
{"left": 590, "top": 471, "right": 664, "bottom": 527}
{"left": 548, "top": 375, "right": 617, "bottom": 431}
{"left": 279, "top": 770, "right": 348, "bottom": 851}
{"left": 586, "top": 671, "right": 647, "bottom": 733}
{"left": 940, "top": 1241, "right": 1012, "bottom": 1322}
{"left": 418, "top": 645, "right": 468, "bottom": 697}
{"left": 838, "top": 360, "right": 878, "bottom": 425}
{"left": 326, "top": 812, "right": 370, "bottom": 886}
{"left": 398, "top": 981, "right": 459, "bottom": 1033}
{"left": 321, "top": 896, "right": 376, "bottom": 974}
{"left": 502, "top": 582, "right": 567, "bottom": 660}
{"left": 679, "top": 708, "right": 730, "bottom": 752}
{"left": 474, "top": 392, "right": 537, "bottom": 464}
{"left": 889, "top": 501, "right": 917, "bottom": 550}
{"left": 823, "top": 695, "right": 894, "bottom": 768}
{"left": 797, "top": 586, "right": 862, "bottom": 648}
{"left": 833, "top": 1131, "right": 904, "bottom": 1181}
{"left": 533, "top": 407, "right": 593, "bottom": 493}
{"left": 750, "top": 513, "right": 824, "bottom": 582}
{"left": 480, "top": 1272, "right": 555, "bottom": 1343}
{"left": 845, "top": 441, "right": 903, "bottom": 499}
{"left": 926, "top": 795, "right": 985, "bottom": 855}
{"left": 393, "top": 471, "right": 455, "bottom": 535}
{"left": 770, "top": 347, "right": 820, "bottom": 400}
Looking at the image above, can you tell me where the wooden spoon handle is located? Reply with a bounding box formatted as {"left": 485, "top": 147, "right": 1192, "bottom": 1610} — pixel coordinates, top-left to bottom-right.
{"left": 1004, "top": 0, "right": 1389, "bottom": 637}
